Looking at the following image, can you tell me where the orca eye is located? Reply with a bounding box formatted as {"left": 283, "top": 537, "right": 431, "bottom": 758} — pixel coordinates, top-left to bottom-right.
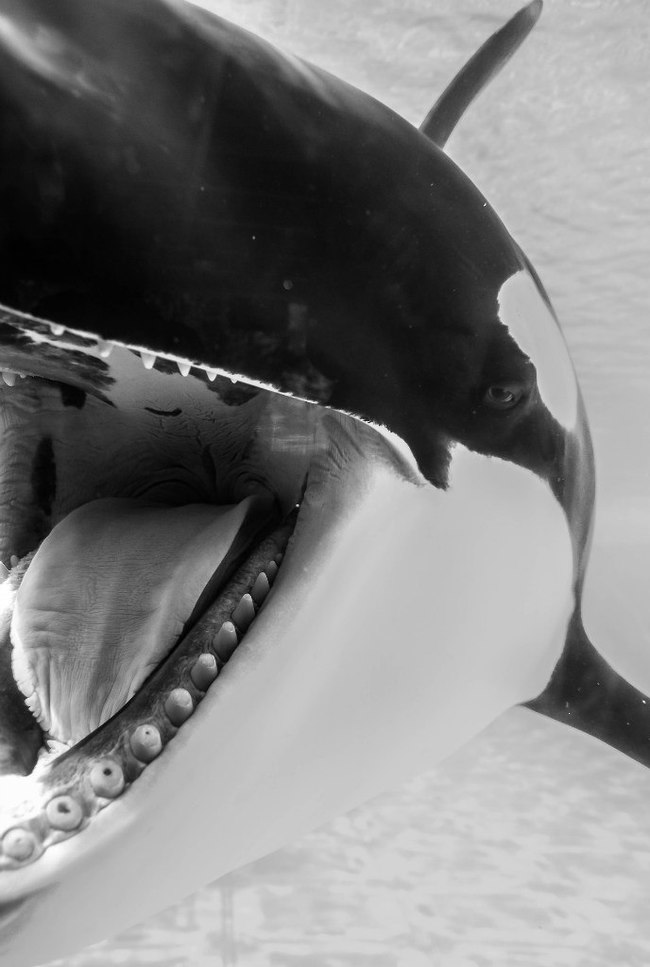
{"left": 483, "top": 383, "right": 524, "bottom": 410}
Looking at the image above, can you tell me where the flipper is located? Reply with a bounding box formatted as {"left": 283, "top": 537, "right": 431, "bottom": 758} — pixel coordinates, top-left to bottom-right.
{"left": 529, "top": 613, "right": 650, "bottom": 767}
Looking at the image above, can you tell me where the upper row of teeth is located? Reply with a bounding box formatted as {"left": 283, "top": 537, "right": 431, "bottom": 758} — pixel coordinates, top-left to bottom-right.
{"left": 137, "top": 351, "right": 218, "bottom": 380}
{"left": 0, "top": 554, "right": 282, "bottom": 869}
{"left": 2, "top": 313, "right": 238, "bottom": 384}
{"left": 1, "top": 354, "right": 223, "bottom": 383}
{"left": 1, "top": 371, "right": 27, "bottom": 386}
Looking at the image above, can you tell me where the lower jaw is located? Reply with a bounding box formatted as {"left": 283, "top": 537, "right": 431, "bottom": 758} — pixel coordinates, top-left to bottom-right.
{"left": 0, "top": 507, "right": 297, "bottom": 870}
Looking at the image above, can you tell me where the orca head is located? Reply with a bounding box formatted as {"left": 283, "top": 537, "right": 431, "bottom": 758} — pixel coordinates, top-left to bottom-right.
{"left": 0, "top": 1, "right": 623, "bottom": 964}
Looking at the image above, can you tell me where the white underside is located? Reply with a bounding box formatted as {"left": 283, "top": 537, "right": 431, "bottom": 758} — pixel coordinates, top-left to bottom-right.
{"left": 0, "top": 431, "right": 575, "bottom": 965}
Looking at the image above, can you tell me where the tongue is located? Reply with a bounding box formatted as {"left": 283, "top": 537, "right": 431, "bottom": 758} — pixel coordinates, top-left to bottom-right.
{"left": 10, "top": 496, "right": 267, "bottom": 746}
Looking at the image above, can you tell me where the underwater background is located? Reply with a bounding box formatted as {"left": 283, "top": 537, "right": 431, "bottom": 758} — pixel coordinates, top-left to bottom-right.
{"left": 43, "top": 0, "right": 650, "bottom": 964}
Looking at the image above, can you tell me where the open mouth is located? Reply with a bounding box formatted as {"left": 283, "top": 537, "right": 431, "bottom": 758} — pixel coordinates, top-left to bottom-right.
{"left": 0, "top": 302, "right": 348, "bottom": 869}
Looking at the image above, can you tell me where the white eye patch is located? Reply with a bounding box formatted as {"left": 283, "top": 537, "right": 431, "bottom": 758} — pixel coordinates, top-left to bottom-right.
{"left": 497, "top": 270, "right": 577, "bottom": 429}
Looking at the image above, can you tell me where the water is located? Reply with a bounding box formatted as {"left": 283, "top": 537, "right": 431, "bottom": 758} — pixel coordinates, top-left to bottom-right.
{"left": 47, "top": 712, "right": 650, "bottom": 966}
{"left": 41, "top": 1, "right": 650, "bottom": 964}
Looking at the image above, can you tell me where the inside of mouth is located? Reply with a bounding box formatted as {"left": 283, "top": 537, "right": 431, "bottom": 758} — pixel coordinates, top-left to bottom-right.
{"left": 0, "top": 321, "right": 317, "bottom": 791}
{"left": 10, "top": 491, "right": 281, "bottom": 749}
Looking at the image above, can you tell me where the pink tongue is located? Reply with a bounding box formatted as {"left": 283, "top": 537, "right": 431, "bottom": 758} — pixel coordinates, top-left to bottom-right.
{"left": 10, "top": 497, "right": 256, "bottom": 746}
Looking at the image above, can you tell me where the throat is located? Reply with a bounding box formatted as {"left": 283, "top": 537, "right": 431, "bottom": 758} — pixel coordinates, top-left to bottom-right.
{"left": 10, "top": 494, "right": 277, "bottom": 747}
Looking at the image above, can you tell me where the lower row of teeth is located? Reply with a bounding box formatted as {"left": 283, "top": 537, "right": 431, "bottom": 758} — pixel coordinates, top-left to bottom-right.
{"left": 0, "top": 554, "right": 282, "bottom": 869}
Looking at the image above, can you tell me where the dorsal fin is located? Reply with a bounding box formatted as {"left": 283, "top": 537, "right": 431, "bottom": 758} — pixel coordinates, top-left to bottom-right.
{"left": 420, "top": 0, "right": 543, "bottom": 148}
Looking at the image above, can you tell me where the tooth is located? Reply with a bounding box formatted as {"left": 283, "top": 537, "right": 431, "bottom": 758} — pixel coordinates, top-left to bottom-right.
{"left": 177, "top": 361, "right": 191, "bottom": 377}
{"left": 265, "top": 561, "right": 278, "bottom": 583}
{"left": 50, "top": 323, "right": 65, "bottom": 336}
{"left": 164, "top": 688, "right": 194, "bottom": 726}
{"left": 190, "top": 653, "right": 219, "bottom": 691}
{"left": 1, "top": 827, "right": 37, "bottom": 862}
{"left": 229, "top": 376, "right": 238, "bottom": 385}
{"left": 213, "top": 621, "right": 238, "bottom": 662}
{"left": 97, "top": 340, "right": 113, "bottom": 358}
{"left": 89, "top": 759, "right": 125, "bottom": 799}
{"left": 251, "top": 572, "right": 270, "bottom": 606}
{"left": 0, "top": 562, "right": 9, "bottom": 581}
{"left": 205, "top": 368, "right": 217, "bottom": 382}
{"left": 140, "top": 351, "right": 156, "bottom": 370}
{"left": 9, "top": 554, "right": 19, "bottom": 567}
{"left": 2, "top": 371, "right": 16, "bottom": 386}
{"left": 46, "top": 737, "right": 69, "bottom": 757}
{"left": 130, "top": 723, "right": 163, "bottom": 763}
{"left": 231, "top": 593, "right": 255, "bottom": 632}
{"left": 45, "top": 795, "right": 83, "bottom": 831}
{"left": 274, "top": 551, "right": 284, "bottom": 565}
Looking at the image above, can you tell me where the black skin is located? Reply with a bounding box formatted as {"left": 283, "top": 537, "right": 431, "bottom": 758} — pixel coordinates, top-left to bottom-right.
{"left": 0, "top": 0, "right": 553, "bottom": 488}
{"left": 529, "top": 615, "right": 650, "bottom": 769}
{"left": 0, "top": 0, "right": 646, "bottom": 764}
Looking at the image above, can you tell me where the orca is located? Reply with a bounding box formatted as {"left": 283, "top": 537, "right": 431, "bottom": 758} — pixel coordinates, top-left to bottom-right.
{"left": 0, "top": 1, "right": 646, "bottom": 963}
